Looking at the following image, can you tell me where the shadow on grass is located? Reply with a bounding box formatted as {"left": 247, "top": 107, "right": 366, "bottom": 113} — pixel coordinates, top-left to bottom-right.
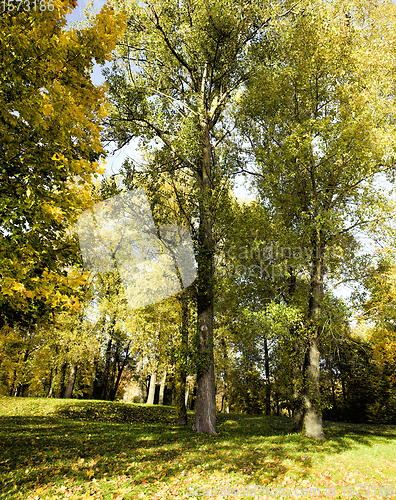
{"left": 0, "top": 402, "right": 396, "bottom": 499}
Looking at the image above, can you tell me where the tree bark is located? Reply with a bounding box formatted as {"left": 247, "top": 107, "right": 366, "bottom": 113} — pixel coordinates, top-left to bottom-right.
{"left": 146, "top": 371, "right": 157, "bottom": 405}
{"left": 9, "top": 366, "right": 18, "bottom": 397}
{"left": 109, "top": 342, "right": 131, "bottom": 401}
{"left": 100, "top": 336, "right": 113, "bottom": 400}
{"left": 159, "top": 369, "right": 167, "bottom": 405}
{"left": 56, "top": 362, "right": 67, "bottom": 398}
{"left": 293, "top": 386, "right": 305, "bottom": 433}
{"left": 176, "top": 291, "right": 188, "bottom": 424}
{"left": 264, "top": 336, "right": 271, "bottom": 415}
{"left": 63, "top": 362, "right": 77, "bottom": 399}
{"left": 193, "top": 114, "right": 217, "bottom": 435}
{"left": 47, "top": 368, "right": 57, "bottom": 398}
{"left": 88, "top": 360, "right": 97, "bottom": 399}
{"left": 303, "top": 236, "right": 325, "bottom": 440}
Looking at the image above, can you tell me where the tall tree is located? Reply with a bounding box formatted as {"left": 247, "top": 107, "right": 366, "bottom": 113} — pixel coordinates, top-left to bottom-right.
{"left": 104, "top": 0, "right": 275, "bottom": 433}
{"left": 239, "top": 0, "right": 396, "bottom": 438}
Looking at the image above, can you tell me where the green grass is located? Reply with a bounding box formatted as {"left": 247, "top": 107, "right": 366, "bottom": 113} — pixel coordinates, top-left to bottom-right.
{"left": 0, "top": 398, "right": 396, "bottom": 499}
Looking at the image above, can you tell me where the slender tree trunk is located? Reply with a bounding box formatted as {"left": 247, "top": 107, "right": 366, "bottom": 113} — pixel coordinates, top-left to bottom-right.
{"left": 159, "top": 369, "right": 167, "bottom": 405}
{"left": 220, "top": 338, "right": 230, "bottom": 416}
{"left": 88, "top": 360, "right": 97, "bottom": 399}
{"left": 108, "top": 346, "right": 119, "bottom": 401}
{"left": 275, "top": 390, "right": 280, "bottom": 416}
{"left": 264, "top": 336, "right": 271, "bottom": 415}
{"left": 341, "top": 375, "right": 347, "bottom": 406}
{"left": 47, "top": 368, "right": 57, "bottom": 398}
{"left": 185, "top": 382, "right": 190, "bottom": 408}
{"left": 109, "top": 343, "right": 131, "bottom": 401}
{"left": 9, "top": 366, "right": 18, "bottom": 397}
{"left": 63, "top": 362, "right": 77, "bottom": 399}
{"left": 147, "top": 371, "right": 157, "bottom": 405}
{"left": 303, "top": 236, "right": 325, "bottom": 440}
{"left": 176, "top": 291, "right": 188, "bottom": 424}
{"left": 330, "top": 368, "right": 338, "bottom": 415}
{"left": 193, "top": 117, "right": 217, "bottom": 435}
{"left": 293, "top": 384, "right": 305, "bottom": 432}
{"left": 100, "top": 336, "right": 113, "bottom": 400}
{"left": 293, "top": 336, "right": 306, "bottom": 432}
{"left": 185, "top": 376, "right": 194, "bottom": 408}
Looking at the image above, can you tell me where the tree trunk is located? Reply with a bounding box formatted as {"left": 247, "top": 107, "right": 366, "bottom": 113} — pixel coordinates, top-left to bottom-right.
{"left": 147, "top": 371, "right": 157, "bottom": 405}
{"left": 185, "top": 377, "right": 191, "bottom": 408}
{"left": 100, "top": 336, "right": 113, "bottom": 400}
{"left": 330, "top": 368, "right": 338, "bottom": 415}
{"left": 88, "top": 360, "right": 97, "bottom": 399}
{"left": 293, "top": 387, "right": 305, "bottom": 432}
{"left": 193, "top": 117, "right": 217, "bottom": 435}
{"left": 264, "top": 336, "right": 271, "bottom": 415}
{"left": 9, "top": 366, "right": 18, "bottom": 397}
{"left": 63, "top": 362, "right": 77, "bottom": 399}
{"left": 341, "top": 375, "right": 347, "bottom": 405}
{"left": 47, "top": 368, "right": 57, "bottom": 398}
{"left": 303, "top": 237, "right": 325, "bottom": 440}
{"left": 56, "top": 362, "right": 67, "bottom": 398}
{"left": 109, "top": 342, "right": 131, "bottom": 401}
{"left": 275, "top": 390, "right": 280, "bottom": 416}
{"left": 303, "top": 336, "right": 324, "bottom": 438}
{"left": 176, "top": 291, "right": 188, "bottom": 424}
{"left": 159, "top": 370, "right": 167, "bottom": 405}
{"left": 293, "top": 337, "right": 306, "bottom": 433}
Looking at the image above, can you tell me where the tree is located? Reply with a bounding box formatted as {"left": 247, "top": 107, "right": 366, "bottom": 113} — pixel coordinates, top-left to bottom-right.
{"left": 0, "top": 0, "right": 126, "bottom": 330}
{"left": 239, "top": 0, "right": 396, "bottom": 438}
{"left": 104, "top": 0, "right": 276, "bottom": 433}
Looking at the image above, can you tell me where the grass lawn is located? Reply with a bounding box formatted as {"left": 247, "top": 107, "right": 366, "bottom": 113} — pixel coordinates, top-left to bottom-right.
{"left": 0, "top": 398, "right": 395, "bottom": 499}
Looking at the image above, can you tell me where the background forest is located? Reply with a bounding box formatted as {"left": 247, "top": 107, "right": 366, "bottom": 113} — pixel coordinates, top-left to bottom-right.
{"left": 2, "top": 0, "right": 396, "bottom": 442}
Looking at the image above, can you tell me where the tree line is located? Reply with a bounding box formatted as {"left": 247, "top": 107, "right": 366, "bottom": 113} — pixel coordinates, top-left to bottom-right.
{"left": 1, "top": 0, "right": 396, "bottom": 440}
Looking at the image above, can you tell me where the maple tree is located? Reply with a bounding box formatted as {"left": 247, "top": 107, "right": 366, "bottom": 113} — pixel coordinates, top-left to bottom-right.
{"left": 0, "top": 0, "right": 126, "bottom": 331}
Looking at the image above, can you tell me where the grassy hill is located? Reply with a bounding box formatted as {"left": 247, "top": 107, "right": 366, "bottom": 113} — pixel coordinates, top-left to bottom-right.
{"left": 0, "top": 397, "right": 395, "bottom": 499}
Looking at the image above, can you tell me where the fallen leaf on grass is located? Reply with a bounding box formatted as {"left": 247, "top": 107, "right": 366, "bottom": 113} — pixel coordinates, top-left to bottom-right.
{"left": 112, "top": 488, "right": 131, "bottom": 500}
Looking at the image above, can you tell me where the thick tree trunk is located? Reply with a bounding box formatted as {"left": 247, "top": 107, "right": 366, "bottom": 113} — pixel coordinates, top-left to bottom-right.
{"left": 303, "top": 236, "right": 325, "bottom": 440}
{"left": 193, "top": 299, "right": 216, "bottom": 434}
{"left": 56, "top": 362, "right": 67, "bottom": 398}
{"left": 303, "top": 336, "right": 324, "bottom": 438}
{"left": 63, "top": 362, "right": 77, "bottom": 399}
{"left": 193, "top": 117, "right": 216, "bottom": 435}
{"left": 147, "top": 371, "right": 157, "bottom": 405}
{"left": 158, "top": 370, "right": 167, "bottom": 406}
